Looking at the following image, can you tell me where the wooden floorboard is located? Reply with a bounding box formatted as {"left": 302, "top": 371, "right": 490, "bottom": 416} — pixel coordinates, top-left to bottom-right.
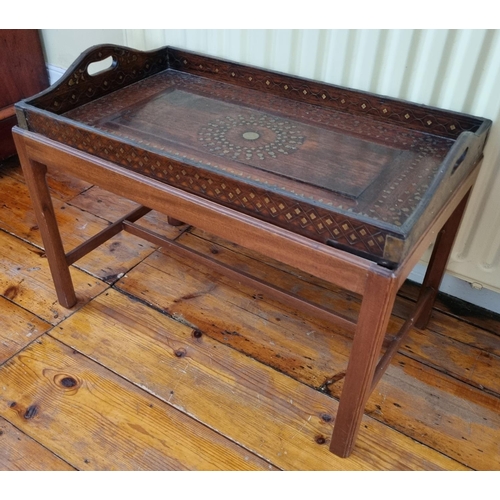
{"left": 0, "top": 158, "right": 499, "bottom": 470}
{"left": 115, "top": 240, "right": 500, "bottom": 470}
{"left": 0, "top": 415, "right": 75, "bottom": 471}
{"left": 0, "top": 335, "right": 274, "bottom": 470}
{"left": 50, "top": 288, "right": 465, "bottom": 470}
{"left": 0, "top": 294, "right": 51, "bottom": 364}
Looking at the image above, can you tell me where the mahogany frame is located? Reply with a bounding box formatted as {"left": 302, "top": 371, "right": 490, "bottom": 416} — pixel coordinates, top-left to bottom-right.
{"left": 12, "top": 126, "right": 480, "bottom": 458}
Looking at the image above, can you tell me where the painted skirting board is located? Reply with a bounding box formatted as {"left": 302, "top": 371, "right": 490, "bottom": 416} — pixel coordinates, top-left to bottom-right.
{"left": 44, "top": 64, "right": 500, "bottom": 316}
{"left": 47, "top": 64, "right": 65, "bottom": 85}
{"left": 408, "top": 264, "right": 500, "bottom": 315}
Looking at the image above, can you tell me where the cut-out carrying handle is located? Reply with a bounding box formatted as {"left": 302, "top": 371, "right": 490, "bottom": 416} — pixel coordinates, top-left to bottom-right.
{"left": 62, "top": 45, "right": 126, "bottom": 84}
{"left": 451, "top": 146, "right": 469, "bottom": 175}
{"left": 443, "top": 131, "right": 475, "bottom": 182}
{"left": 86, "top": 54, "right": 117, "bottom": 76}
{"left": 20, "top": 44, "right": 170, "bottom": 115}
{"left": 444, "top": 116, "right": 491, "bottom": 182}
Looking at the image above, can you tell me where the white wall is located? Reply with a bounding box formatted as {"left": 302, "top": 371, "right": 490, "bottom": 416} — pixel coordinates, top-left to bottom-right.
{"left": 39, "top": 29, "right": 500, "bottom": 313}
{"left": 41, "top": 29, "right": 127, "bottom": 69}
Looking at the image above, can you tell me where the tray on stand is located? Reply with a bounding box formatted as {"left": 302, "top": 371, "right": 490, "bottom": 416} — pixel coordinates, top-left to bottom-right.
{"left": 13, "top": 44, "right": 491, "bottom": 458}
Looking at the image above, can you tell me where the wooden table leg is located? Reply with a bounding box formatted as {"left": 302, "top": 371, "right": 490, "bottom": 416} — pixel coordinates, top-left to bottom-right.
{"left": 330, "top": 270, "right": 398, "bottom": 458}
{"left": 13, "top": 134, "right": 77, "bottom": 308}
{"left": 414, "top": 191, "right": 471, "bottom": 330}
{"left": 167, "top": 216, "right": 185, "bottom": 226}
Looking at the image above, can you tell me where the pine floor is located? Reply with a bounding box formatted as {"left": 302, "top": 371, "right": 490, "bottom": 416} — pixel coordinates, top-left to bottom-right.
{"left": 0, "top": 154, "right": 499, "bottom": 471}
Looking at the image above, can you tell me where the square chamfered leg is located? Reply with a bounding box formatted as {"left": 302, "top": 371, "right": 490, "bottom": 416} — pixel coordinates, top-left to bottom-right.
{"left": 414, "top": 191, "right": 471, "bottom": 330}
{"left": 329, "top": 188, "right": 473, "bottom": 457}
{"left": 14, "top": 133, "right": 78, "bottom": 308}
{"left": 167, "top": 216, "right": 185, "bottom": 226}
{"left": 330, "top": 269, "right": 398, "bottom": 457}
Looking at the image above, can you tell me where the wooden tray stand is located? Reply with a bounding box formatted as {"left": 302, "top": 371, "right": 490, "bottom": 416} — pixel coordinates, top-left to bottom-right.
{"left": 12, "top": 126, "right": 479, "bottom": 458}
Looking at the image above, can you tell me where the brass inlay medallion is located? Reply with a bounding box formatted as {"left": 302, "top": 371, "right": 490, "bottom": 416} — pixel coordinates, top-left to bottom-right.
{"left": 198, "top": 113, "right": 305, "bottom": 161}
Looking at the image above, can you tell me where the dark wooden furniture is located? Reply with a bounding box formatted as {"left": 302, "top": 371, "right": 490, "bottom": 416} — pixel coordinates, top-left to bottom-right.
{"left": 12, "top": 45, "right": 491, "bottom": 458}
{"left": 0, "top": 30, "right": 49, "bottom": 161}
